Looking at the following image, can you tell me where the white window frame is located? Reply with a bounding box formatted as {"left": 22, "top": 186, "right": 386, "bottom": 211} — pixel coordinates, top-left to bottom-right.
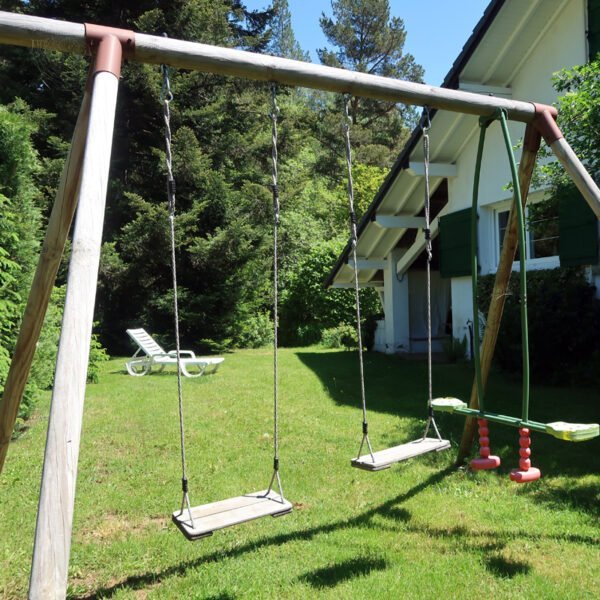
{"left": 492, "top": 197, "right": 559, "bottom": 271}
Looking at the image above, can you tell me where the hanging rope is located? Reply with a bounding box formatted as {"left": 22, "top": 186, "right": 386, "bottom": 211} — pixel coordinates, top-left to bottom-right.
{"left": 343, "top": 95, "right": 374, "bottom": 462}
{"left": 420, "top": 107, "right": 443, "bottom": 442}
{"left": 266, "top": 84, "right": 286, "bottom": 501}
{"left": 161, "top": 63, "right": 195, "bottom": 528}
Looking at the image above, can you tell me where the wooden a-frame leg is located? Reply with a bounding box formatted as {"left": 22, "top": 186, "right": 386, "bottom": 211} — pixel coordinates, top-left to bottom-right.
{"left": 28, "top": 67, "right": 120, "bottom": 600}
{"left": 0, "top": 81, "right": 91, "bottom": 475}
{"left": 456, "top": 125, "right": 540, "bottom": 466}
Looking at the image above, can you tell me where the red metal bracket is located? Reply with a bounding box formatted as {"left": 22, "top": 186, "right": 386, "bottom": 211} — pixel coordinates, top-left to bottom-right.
{"left": 84, "top": 24, "right": 135, "bottom": 78}
{"left": 530, "top": 102, "right": 563, "bottom": 146}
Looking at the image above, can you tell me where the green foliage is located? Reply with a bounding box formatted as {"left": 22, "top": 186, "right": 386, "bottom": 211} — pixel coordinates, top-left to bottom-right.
{"left": 235, "top": 311, "right": 274, "bottom": 349}
{"left": 532, "top": 58, "right": 600, "bottom": 220}
{"left": 0, "top": 104, "right": 44, "bottom": 430}
{"left": 0, "top": 1, "right": 420, "bottom": 362}
{"left": 318, "top": 0, "right": 423, "bottom": 80}
{"left": 318, "top": 0, "right": 423, "bottom": 165}
{"left": 478, "top": 268, "right": 600, "bottom": 384}
{"left": 337, "top": 162, "right": 387, "bottom": 220}
{"left": 87, "top": 327, "right": 110, "bottom": 384}
{"left": 442, "top": 336, "right": 468, "bottom": 363}
{"left": 0, "top": 104, "right": 109, "bottom": 434}
{"left": 552, "top": 59, "right": 600, "bottom": 181}
{"left": 280, "top": 239, "right": 381, "bottom": 345}
{"left": 27, "top": 286, "right": 65, "bottom": 396}
{"left": 269, "top": 0, "right": 309, "bottom": 60}
{"left": 320, "top": 323, "right": 357, "bottom": 349}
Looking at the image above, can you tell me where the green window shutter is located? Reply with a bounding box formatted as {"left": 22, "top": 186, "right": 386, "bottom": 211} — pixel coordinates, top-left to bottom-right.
{"left": 439, "top": 208, "right": 474, "bottom": 278}
{"left": 559, "top": 187, "right": 598, "bottom": 266}
{"left": 589, "top": 0, "right": 600, "bottom": 59}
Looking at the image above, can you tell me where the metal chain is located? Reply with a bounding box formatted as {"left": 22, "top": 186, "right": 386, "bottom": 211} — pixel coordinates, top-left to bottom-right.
{"left": 343, "top": 95, "right": 374, "bottom": 462}
{"left": 162, "top": 64, "right": 195, "bottom": 526}
{"left": 266, "top": 84, "right": 285, "bottom": 501}
{"left": 421, "top": 107, "right": 442, "bottom": 442}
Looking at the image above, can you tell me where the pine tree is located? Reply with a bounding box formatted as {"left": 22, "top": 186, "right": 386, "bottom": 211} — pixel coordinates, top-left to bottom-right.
{"left": 269, "top": 0, "right": 309, "bottom": 60}
{"left": 317, "top": 0, "right": 424, "bottom": 165}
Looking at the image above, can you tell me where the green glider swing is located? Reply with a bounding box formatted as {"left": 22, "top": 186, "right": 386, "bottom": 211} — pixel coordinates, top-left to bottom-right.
{"left": 432, "top": 110, "right": 599, "bottom": 482}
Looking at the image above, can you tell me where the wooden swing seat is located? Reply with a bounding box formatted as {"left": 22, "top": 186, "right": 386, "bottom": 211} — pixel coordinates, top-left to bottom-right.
{"left": 351, "top": 437, "right": 451, "bottom": 472}
{"left": 172, "top": 489, "right": 293, "bottom": 541}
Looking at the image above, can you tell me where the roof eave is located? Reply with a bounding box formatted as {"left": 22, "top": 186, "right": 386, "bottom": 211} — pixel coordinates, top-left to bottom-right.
{"left": 325, "top": 0, "right": 507, "bottom": 288}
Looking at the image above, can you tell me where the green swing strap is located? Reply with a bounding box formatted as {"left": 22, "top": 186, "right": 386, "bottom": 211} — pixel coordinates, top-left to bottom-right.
{"left": 470, "top": 109, "right": 529, "bottom": 420}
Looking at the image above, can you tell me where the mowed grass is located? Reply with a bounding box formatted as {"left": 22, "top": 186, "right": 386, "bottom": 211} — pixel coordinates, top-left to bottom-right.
{"left": 1, "top": 348, "right": 599, "bottom": 599}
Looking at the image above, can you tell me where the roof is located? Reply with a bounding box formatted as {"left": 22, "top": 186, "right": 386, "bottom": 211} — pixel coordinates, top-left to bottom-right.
{"left": 325, "top": 0, "right": 507, "bottom": 287}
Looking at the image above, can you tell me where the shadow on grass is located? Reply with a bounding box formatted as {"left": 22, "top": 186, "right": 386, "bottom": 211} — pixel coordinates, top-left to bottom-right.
{"left": 295, "top": 350, "right": 447, "bottom": 421}
{"left": 484, "top": 555, "right": 531, "bottom": 578}
{"left": 294, "top": 350, "right": 473, "bottom": 452}
{"left": 71, "top": 465, "right": 598, "bottom": 599}
{"left": 521, "top": 478, "right": 600, "bottom": 519}
{"left": 72, "top": 467, "right": 452, "bottom": 599}
{"left": 299, "top": 557, "right": 388, "bottom": 588}
{"left": 296, "top": 350, "right": 600, "bottom": 481}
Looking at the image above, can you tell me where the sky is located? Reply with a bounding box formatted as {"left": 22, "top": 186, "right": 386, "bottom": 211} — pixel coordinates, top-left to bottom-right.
{"left": 243, "top": 0, "right": 491, "bottom": 85}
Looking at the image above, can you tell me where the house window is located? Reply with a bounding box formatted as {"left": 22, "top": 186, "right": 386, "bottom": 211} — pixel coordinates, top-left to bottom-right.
{"left": 495, "top": 203, "right": 559, "bottom": 264}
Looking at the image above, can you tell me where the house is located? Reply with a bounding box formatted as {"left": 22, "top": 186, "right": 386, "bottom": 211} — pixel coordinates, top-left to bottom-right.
{"left": 326, "top": 0, "right": 599, "bottom": 356}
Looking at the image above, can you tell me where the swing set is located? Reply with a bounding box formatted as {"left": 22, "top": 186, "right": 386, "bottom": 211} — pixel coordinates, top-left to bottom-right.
{"left": 163, "top": 71, "right": 292, "bottom": 541}
{"left": 0, "top": 11, "right": 598, "bottom": 599}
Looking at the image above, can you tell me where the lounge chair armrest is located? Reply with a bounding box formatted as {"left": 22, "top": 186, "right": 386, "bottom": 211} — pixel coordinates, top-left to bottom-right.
{"left": 167, "top": 350, "right": 196, "bottom": 359}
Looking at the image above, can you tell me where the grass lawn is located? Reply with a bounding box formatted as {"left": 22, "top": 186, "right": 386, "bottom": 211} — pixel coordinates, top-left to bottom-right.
{"left": 1, "top": 348, "right": 598, "bottom": 599}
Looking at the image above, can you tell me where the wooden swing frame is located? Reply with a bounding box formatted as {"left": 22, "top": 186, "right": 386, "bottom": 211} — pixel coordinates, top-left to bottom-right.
{"left": 0, "top": 10, "right": 598, "bottom": 598}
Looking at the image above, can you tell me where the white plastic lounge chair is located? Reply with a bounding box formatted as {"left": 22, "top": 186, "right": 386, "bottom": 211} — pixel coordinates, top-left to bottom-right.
{"left": 125, "top": 328, "right": 224, "bottom": 378}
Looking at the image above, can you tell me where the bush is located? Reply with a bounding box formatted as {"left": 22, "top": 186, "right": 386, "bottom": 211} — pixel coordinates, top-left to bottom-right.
{"left": 280, "top": 239, "right": 381, "bottom": 346}
{"left": 235, "top": 311, "right": 274, "bottom": 349}
{"left": 443, "top": 336, "right": 468, "bottom": 363}
{"left": 87, "top": 328, "right": 110, "bottom": 384}
{"left": 320, "top": 323, "right": 358, "bottom": 349}
{"left": 478, "top": 268, "right": 600, "bottom": 384}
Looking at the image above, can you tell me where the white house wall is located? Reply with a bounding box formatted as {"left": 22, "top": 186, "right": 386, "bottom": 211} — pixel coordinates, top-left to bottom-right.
{"left": 333, "top": 0, "right": 593, "bottom": 355}
{"left": 510, "top": 0, "right": 587, "bottom": 105}
{"left": 447, "top": 0, "right": 587, "bottom": 343}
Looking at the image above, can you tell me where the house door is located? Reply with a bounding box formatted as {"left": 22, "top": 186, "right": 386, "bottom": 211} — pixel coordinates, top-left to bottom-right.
{"left": 408, "top": 270, "right": 451, "bottom": 353}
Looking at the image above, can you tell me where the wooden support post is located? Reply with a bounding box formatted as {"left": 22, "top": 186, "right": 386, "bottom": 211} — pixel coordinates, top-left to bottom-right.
{"left": 550, "top": 138, "right": 600, "bottom": 218}
{"left": 0, "top": 12, "right": 599, "bottom": 210}
{"left": 0, "top": 11, "right": 534, "bottom": 121}
{"left": 0, "top": 85, "right": 91, "bottom": 474}
{"left": 455, "top": 125, "right": 540, "bottom": 466}
{"left": 28, "top": 66, "right": 120, "bottom": 599}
